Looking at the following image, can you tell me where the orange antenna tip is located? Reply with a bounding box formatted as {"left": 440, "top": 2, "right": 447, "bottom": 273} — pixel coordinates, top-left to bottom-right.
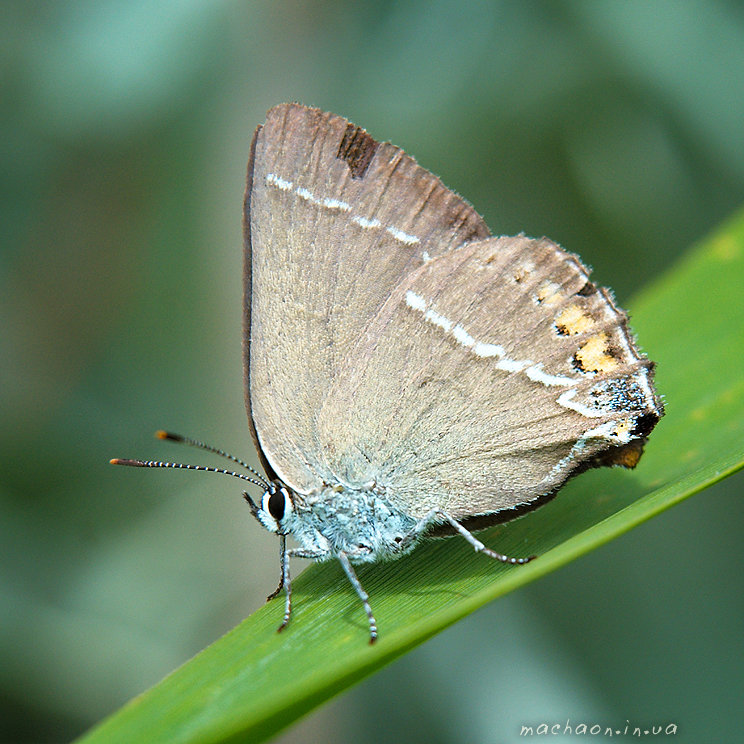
{"left": 156, "top": 430, "right": 182, "bottom": 441}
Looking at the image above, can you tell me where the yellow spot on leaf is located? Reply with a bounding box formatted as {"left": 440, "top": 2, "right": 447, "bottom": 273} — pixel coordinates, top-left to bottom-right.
{"left": 712, "top": 234, "right": 739, "bottom": 262}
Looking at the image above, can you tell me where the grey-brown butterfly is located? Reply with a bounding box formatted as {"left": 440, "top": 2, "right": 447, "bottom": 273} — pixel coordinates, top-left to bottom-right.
{"left": 113, "top": 103, "right": 663, "bottom": 643}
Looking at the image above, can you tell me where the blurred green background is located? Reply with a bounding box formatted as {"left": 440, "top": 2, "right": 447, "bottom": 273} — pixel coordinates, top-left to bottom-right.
{"left": 2, "top": 1, "right": 743, "bottom": 742}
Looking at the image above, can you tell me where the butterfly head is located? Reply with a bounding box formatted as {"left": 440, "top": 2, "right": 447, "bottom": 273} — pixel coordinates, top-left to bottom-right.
{"left": 251, "top": 481, "right": 295, "bottom": 534}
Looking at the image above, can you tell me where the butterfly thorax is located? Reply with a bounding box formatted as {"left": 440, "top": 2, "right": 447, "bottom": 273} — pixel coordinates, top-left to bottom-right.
{"left": 283, "top": 484, "right": 419, "bottom": 563}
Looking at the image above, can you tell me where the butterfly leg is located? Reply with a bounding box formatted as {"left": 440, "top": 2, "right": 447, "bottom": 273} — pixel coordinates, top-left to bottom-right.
{"left": 337, "top": 551, "right": 378, "bottom": 644}
{"left": 398, "top": 509, "right": 535, "bottom": 565}
{"left": 438, "top": 511, "right": 536, "bottom": 564}
{"left": 273, "top": 545, "right": 327, "bottom": 633}
{"left": 275, "top": 535, "right": 293, "bottom": 632}
{"left": 267, "top": 533, "right": 287, "bottom": 602}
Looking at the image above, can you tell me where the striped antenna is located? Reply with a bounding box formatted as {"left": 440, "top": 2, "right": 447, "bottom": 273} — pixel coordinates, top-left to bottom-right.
{"left": 154, "top": 430, "right": 270, "bottom": 490}
{"left": 109, "top": 458, "right": 268, "bottom": 494}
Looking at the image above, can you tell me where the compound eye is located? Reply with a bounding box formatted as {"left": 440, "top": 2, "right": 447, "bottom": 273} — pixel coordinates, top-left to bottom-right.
{"left": 267, "top": 489, "right": 286, "bottom": 521}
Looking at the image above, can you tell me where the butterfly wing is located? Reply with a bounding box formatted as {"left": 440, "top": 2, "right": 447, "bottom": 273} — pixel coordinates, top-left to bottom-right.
{"left": 244, "top": 103, "right": 490, "bottom": 492}
{"left": 316, "top": 235, "right": 662, "bottom": 520}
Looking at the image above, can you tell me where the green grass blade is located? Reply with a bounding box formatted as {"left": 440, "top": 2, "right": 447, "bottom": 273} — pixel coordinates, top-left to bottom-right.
{"left": 77, "top": 210, "right": 744, "bottom": 744}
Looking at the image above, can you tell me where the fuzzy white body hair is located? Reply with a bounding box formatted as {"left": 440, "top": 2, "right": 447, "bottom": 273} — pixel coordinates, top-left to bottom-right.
{"left": 282, "top": 486, "right": 419, "bottom": 563}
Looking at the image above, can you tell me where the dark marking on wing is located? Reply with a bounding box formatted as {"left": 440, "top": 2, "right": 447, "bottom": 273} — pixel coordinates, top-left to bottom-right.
{"left": 630, "top": 411, "right": 660, "bottom": 438}
{"left": 337, "top": 123, "right": 379, "bottom": 179}
{"left": 576, "top": 281, "right": 597, "bottom": 297}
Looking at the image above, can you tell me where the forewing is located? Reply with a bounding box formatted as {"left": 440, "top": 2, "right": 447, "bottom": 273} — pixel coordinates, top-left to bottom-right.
{"left": 316, "top": 235, "right": 662, "bottom": 519}
{"left": 244, "top": 104, "right": 490, "bottom": 492}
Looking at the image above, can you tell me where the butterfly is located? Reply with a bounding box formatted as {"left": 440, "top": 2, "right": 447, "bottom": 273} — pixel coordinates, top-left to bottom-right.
{"left": 113, "top": 103, "right": 662, "bottom": 642}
